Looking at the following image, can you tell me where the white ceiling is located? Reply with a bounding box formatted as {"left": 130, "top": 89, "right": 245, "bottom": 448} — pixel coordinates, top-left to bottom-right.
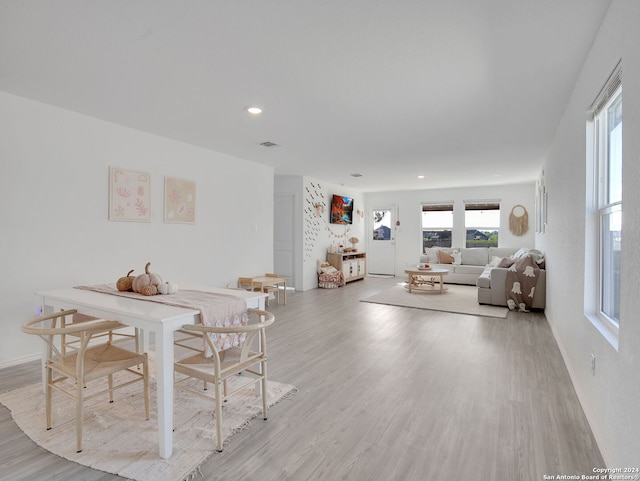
{"left": 0, "top": 1, "right": 612, "bottom": 192}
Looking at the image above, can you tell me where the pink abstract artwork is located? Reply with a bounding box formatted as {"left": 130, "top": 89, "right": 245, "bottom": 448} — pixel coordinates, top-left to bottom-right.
{"left": 109, "top": 167, "right": 151, "bottom": 222}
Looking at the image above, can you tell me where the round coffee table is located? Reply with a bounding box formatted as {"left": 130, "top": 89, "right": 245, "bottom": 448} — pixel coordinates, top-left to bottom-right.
{"left": 404, "top": 268, "right": 449, "bottom": 294}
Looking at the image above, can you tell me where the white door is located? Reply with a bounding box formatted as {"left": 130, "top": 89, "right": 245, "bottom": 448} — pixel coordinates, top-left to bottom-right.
{"left": 274, "top": 193, "right": 295, "bottom": 288}
{"left": 367, "top": 206, "right": 396, "bottom": 275}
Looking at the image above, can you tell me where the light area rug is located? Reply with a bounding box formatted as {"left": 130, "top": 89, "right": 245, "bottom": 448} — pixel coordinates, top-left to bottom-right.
{"left": 361, "top": 283, "right": 509, "bottom": 318}
{"left": 0, "top": 373, "right": 296, "bottom": 481}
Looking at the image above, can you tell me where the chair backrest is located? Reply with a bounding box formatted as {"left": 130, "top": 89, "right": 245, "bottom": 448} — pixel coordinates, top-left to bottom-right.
{"left": 176, "top": 308, "right": 275, "bottom": 367}
{"left": 22, "top": 309, "right": 124, "bottom": 361}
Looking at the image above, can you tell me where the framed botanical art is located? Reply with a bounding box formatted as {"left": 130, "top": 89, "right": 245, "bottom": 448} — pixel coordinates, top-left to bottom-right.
{"left": 109, "top": 167, "right": 151, "bottom": 222}
{"left": 164, "top": 177, "right": 196, "bottom": 224}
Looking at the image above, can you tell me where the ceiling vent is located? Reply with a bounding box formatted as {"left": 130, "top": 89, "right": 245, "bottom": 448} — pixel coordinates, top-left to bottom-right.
{"left": 259, "top": 141, "right": 279, "bottom": 148}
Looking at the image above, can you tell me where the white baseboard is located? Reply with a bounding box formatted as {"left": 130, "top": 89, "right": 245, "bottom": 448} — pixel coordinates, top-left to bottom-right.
{"left": 0, "top": 353, "right": 41, "bottom": 370}
{"left": 547, "top": 319, "right": 609, "bottom": 467}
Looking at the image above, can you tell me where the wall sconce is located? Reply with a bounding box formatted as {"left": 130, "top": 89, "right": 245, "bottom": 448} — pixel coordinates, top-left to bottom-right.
{"left": 356, "top": 209, "right": 364, "bottom": 219}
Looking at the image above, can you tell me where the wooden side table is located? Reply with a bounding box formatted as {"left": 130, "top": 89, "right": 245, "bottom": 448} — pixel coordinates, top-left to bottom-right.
{"left": 238, "top": 275, "right": 287, "bottom": 306}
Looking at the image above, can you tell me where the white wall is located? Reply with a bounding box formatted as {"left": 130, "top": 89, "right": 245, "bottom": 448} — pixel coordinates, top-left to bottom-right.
{"left": 537, "top": 0, "right": 640, "bottom": 467}
{"left": 275, "top": 175, "right": 365, "bottom": 291}
{"left": 365, "top": 183, "right": 536, "bottom": 273}
{"left": 0, "top": 92, "right": 274, "bottom": 367}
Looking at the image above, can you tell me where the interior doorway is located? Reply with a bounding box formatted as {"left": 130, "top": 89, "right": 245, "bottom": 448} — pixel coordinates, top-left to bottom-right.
{"left": 274, "top": 193, "right": 295, "bottom": 288}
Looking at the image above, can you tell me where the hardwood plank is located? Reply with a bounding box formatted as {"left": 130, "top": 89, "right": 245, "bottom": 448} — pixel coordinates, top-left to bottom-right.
{"left": 0, "top": 277, "right": 604, "bottom": 480}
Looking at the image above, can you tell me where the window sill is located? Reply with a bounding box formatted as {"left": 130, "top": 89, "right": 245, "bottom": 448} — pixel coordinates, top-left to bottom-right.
{"left": 586, "top": 313, "right": 619, "bottom": 351}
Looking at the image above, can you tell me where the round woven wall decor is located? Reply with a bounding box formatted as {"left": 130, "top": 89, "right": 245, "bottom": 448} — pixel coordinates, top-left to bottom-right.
{"left": 509, "top": 204, "right": 529, "bottom": 236}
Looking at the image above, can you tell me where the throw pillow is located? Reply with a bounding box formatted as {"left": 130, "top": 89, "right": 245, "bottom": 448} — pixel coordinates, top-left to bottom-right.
{"left": 487, "top": 255, "right": 502, "bottom": 267}
{"left": 497, "top": 257, "right": 515, "bottom": 268}
{"left": 450, "top": 249, "right": 462, "bottom": 265}
{"left": 438, "top": 250, "right": 455, "bottom": 264}
{"left": 512, "top": 248, "right": 529, "bottom": 259}
{"left": 528, "top": 249, "right": 545, "bottom": 267}
{"left": 424, "top": 247, "right": 441, "bottom": 264}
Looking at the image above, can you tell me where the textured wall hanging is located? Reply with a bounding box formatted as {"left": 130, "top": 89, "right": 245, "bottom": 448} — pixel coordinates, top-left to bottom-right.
{"left": 509, "top": 204, "right": 529, "bottom": 236}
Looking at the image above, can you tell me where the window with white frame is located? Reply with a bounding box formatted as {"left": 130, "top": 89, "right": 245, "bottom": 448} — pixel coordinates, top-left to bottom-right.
{"left": 421, "top": 203, "right": 453, "bottom": 250}
{"left": 589, "top": 65, "right": 622, "bottom": 340}
{"left": 464, "top": 202, "right": 500, "bottom": 248}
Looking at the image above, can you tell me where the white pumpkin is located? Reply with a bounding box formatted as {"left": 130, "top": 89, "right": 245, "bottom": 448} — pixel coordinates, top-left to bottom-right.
{"left": 158, "top": 281, "right": 178, "bottom": 295}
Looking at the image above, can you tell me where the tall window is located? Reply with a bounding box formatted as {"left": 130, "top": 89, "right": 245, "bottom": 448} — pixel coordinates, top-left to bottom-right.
{"left": 593, "top": 69, "right": 622, "bottom": 330}
{"left": 421, "top": 203, "right": 453, "bottom": 249}
{"left": 464, "top": 202, "right": 500, "bottom": 247}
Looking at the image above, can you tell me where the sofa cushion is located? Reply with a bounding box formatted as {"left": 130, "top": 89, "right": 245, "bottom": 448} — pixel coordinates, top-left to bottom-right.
{"left": 488, "top": 256, "right": 502, "bottom": 267}
{"left": 430, "top": 264, "right": 454, "bottom": 274}
{"left": 461, "top": 248, "right": 489, "bottom": 266}
{"left": 455, "top": 265, "right": 485, "bottom": 275}
{"left": 488, "top": 247, "right": 518, "bottom": 259}
{"left": 438, "top": 250, "right": 455, "bottom": 264}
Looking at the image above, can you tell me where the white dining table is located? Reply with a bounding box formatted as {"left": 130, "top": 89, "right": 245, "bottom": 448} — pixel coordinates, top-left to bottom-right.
{"left": 35, "top": 285, "right": 266, "bottom": 459}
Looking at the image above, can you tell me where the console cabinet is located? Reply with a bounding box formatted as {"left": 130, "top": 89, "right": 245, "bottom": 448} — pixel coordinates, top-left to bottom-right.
{"left": 327, "top": 252, "right": 366, "bottom": 283}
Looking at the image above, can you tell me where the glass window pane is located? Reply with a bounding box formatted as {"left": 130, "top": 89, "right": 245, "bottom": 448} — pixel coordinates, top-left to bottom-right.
{"left": 423, "top": 230, "right": 452, "bottom": 249}
{"left": 466, "top": 229, "right": 498, "bottom": 247}
{"left": 600, "top": 208, "right": 621, "bottom": 325}
{"left": 373, "top": 210, "right": 391, "bottom": 240}
{"left": 607, "top": 95, "right": 622, "bottom": 204}
{"left": 464, "top": 209, "right": 500, "bottom": 228}
{"left": 465, "top": 205, "right": 499, "bottom": 247}
{"left": 421, "top": 210, "right": 453, "bottom": 229}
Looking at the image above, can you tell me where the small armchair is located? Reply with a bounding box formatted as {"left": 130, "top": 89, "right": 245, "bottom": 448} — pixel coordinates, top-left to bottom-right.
{"left": 173, "top": 308, "right": 275, "bottom": 452}
{"left": 21, "top": 309, "right": 150, "bottom": 453}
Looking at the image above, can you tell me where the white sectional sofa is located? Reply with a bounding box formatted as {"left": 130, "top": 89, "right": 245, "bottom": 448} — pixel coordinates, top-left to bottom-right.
{"left": 477, "top": 263, "right": 546, "bottom": 309}
{"left": 418, "top": 246, "right": 546, "bottom": 309}
{"left": 419, "top": 247, "right": 519, "bottom": 285}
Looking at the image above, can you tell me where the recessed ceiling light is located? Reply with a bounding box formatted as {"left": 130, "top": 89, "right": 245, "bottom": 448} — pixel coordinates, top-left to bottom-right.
{"left": 350, "top": 173, "right": 363, "bottom": 177}
{"left": 418, "top": 175, "right": 425, "bottom": 179}
{"left": 247, "top": 106, "right": 262, "bottom": 115}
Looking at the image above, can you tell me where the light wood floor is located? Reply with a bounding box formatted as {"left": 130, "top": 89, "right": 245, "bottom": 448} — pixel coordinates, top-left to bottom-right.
{"left": 0, "top": 277, "right": 603, "bottom": 481}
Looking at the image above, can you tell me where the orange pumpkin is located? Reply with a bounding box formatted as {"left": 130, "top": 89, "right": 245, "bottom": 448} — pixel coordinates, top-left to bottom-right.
{"left": 116, "top": 269, "right": 135, "bottom": 292}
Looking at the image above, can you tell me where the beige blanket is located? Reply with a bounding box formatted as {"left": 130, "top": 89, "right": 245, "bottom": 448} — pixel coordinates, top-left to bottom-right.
{"left": 505, "top": 255, "right": 540, "bottom": 312}
{"left": 75, "top": 284, "right": 248, "bottom": 355}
